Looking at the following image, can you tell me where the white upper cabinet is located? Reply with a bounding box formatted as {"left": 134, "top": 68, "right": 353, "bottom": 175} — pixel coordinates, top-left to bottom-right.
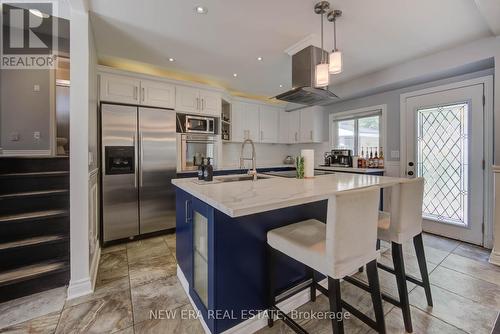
{"left": 175, "top": 86, "right": 221, "bottom": 116}
{"left": 278, "top": 110, "right": 290, "bottom": 144}
{"left": 289, "top": 110, "right": 301, "bottom": 143}
{"left": 175, "top": 86, "right": 199, "bottom": 113}
{"left": 140, "top": 80, "right": 175, "bottom": 109}
{"left": 259, "top": 105, "right": 279, "bottom": 143}
{"left": 199, "top": 90, "right": 222, "bottom": 115}
{"left": 100, "top": 74, "right": 141, "bottom": 105}
{"left": 299, "top": 106, "right": 324, "bottom": 143}
{"left": 231, "top": 101, "right": 260, "bottom": 142}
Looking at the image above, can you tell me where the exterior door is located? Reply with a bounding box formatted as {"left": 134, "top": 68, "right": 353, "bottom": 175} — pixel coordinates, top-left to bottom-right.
{"left": 138, "top": 107, "right": 177, "bottom": 233}
{"left": 404, "top": 84, "right": 484, "bottom": 245}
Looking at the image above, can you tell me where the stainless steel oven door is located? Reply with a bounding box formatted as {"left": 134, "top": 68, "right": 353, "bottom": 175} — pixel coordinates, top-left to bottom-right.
{"left": 181, "top": 134, "right": 217, "bottom": 171}
{"left": 185, "top": 115, "right": 215, "bottom": 134}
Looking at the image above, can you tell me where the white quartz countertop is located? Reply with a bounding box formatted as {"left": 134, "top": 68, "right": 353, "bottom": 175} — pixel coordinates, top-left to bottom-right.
{"left": 172, "top": 173, "right": 405, "bottom": 217}
{"left": 316, "top": 166, "right": 385, "bottom": 173}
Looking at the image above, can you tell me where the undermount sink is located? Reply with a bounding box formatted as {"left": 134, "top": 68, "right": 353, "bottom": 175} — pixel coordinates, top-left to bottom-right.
{"left": 215, "top": 175, "right": 271, "bottom": 183}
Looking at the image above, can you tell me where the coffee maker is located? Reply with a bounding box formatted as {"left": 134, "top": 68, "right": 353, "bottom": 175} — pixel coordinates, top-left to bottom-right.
{"left": 331, "top": 149, "right": 352, "bottom": 167}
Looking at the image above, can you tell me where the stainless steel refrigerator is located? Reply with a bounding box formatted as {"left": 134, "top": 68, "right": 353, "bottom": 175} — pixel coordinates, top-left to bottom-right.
{"left": 101, "top": 103, "right": 176, "bottom": 243}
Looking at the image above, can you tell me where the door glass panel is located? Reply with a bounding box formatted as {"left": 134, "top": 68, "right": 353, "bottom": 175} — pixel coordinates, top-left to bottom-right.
{"left": 193, "top": 211, "right": 208, "bottom": 307}
{"left": 417, "top": 103, "right": 468, "bottom": 226}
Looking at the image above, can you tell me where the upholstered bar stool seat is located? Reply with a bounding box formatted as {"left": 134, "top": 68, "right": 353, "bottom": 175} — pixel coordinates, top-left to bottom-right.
{"left": 266, "top": 187, "right": 387, "bottom": 334}
{"left": 376, "top": 177, "right": 433, "bottom": 333}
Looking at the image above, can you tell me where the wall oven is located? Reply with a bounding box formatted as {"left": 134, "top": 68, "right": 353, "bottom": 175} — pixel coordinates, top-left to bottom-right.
{"left": 180, "top": 134, "right": 217, "bottom": 171}
{"left": 185, "top": 115, "right": 215, "bottom": 134}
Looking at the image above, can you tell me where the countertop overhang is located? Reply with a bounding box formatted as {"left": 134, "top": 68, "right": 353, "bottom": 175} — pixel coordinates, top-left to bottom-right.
{"left": 172, "top": 173, "right": 405, "bottom": 217}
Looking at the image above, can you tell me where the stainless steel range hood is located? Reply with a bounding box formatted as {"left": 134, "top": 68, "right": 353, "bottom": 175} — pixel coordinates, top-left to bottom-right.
{"left": 275, "top": 45, "right": 339, "bottom": 106}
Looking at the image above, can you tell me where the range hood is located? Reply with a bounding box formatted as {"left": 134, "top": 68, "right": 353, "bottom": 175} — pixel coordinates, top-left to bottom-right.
{"left": 274, "top": 45, "right": 339, "bottom": 106}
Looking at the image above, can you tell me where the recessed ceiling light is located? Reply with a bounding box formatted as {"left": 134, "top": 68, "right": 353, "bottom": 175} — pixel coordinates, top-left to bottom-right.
{"left": 279, "top": 84, "right": 283, "bottom": 88}
{"left": 257, "top": 57, "right": 263, "bottom": 61}
{"left": 168, "top": 58, "right": 175, "bottom": 62}
{"left": 194, "top": 6, "right": 208, "bottom": 14}
{"left": 233, "top": 73, "right": 238, "bottom": 78}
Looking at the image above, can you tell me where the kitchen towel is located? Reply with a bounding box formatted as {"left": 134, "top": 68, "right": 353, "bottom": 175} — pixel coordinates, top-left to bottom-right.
{"left": 301, "top": 149, "right": 314, "bottom": 178}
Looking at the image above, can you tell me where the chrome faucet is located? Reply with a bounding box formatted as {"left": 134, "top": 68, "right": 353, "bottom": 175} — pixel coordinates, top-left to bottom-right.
{"left": 240, "top": 139, "right": 257, "bottom": 181}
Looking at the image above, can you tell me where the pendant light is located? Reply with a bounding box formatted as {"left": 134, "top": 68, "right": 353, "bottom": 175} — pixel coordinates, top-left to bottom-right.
{"left": 314, "top": 1, "right": 330, "bottom": 88}
{"left": 327, "top": 9, "right": 342, "bottom": 74}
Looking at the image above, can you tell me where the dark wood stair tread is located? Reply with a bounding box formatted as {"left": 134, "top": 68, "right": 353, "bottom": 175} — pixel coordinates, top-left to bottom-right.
{"left": 0, "top": 235, "right": 66, "bottom": 251}
{"left": 0, "top": 209, "right": 69, "bottom": 223}
{"left": 0, "top": 171, "right": 69, "bottom": 178}
{"left": 0, "top": 189, "right": 69, "bottom": 200}
{"left": 0, "top": 260, "right": 68, "bottom": 286}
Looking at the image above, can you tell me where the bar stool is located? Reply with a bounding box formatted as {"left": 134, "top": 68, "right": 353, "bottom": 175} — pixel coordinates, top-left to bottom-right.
{"left": 267, "top": 187, "right": 386, "bottom": 334}
{"left": 376, "top": 177, "right": 433, "bottom": 333}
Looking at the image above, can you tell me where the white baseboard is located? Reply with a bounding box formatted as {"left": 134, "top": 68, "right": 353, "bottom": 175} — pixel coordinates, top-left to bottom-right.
{"left": 66, "top": 277, "right": 93, "bottom": 300}
{"left": 489, "top": 248, "right": 500, "bottom": 266}
{"left": 0, "top": 149, "right": 51, "bottom": 157}
{"left": 89, "top": 243, "right": 101, "bottom": 291}
{"left": 176, "top": 265, "right": 327, "bottom": 334}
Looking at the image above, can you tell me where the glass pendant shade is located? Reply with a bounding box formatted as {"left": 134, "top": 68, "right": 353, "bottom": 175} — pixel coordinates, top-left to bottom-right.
{"left": 315, "top": 63, "right": 330, "bottom": 87}
{"left": 329, "top": 50, "right": 342, "bottom": 74}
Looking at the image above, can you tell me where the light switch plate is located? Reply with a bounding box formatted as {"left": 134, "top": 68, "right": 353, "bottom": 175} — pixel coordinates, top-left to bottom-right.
{"left": 390, "top": 150, "right": 400, "bottom": 159}
{"left": 33, "top": 131, "right": 41, "bottom": 140}
{"left": 33, "top": 84, "right": 40, "bottom": 92}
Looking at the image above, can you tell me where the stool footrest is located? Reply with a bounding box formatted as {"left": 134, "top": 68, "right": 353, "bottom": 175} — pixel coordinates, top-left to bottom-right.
{"left": 271, "top": 306, "right": 309, "bottom": 334}
{"left": 377, "top": 262, "right": 425, "bottom": 287}
{"left": 341, "top": 300, "right": 378, "bottom": 330}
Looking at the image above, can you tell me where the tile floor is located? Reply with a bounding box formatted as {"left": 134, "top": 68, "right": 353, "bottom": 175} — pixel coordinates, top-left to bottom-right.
{"left": 0, "top": 233, "right": 499, "bottom": 334}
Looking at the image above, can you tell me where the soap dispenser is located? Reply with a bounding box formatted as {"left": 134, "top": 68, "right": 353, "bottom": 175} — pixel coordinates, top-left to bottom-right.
{"left": 198, "top": 158, "right": 205, "bottom": 180}
{"left": 204, "top": 158, "right": 213, "bottom": 182}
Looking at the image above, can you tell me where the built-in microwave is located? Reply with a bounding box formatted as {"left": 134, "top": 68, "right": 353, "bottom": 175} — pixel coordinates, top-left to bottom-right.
{"left": 185, "top": 115, "right": 215, "bottom": 134}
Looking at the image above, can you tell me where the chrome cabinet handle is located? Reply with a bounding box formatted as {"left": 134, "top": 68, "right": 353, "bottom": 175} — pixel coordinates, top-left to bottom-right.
{"left": 295, "top": 132, "right": 298, "bottom": 142}
{"left": 142, "top": 87, "right": 145, "bottom": 102}
{"left": 185, "top": 200, "right": 192, "bottom": 223}
{"left": 310, "top": 130, "right": 313, "bottom": 141}
{"left": 260, "top": 130, "right": 263, "bottom": 141}
{"left": 134, "top": 87, "right": 138, "bottom": 100}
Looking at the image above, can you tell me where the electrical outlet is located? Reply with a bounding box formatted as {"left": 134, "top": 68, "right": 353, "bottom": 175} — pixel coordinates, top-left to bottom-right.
{"left": 390, "top": 150, "right": 400, "bottom": 159}
{"left": 33, "top": 84, "right": 40, "bottom": 92}
{"left": 33, "top": 131, "right": 41, "bottom": 140}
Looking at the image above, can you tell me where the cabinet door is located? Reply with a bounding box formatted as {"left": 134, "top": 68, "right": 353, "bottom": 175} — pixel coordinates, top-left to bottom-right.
{"left": 199, "top": 90, "right": 221, "bottom": 116}
{"left": 278, "top": 110, "right": 290, "bottom": 144}
{"left": 289, "top": 110, "right": 301, "bottom": 143}
{"left": 231, "top": 102, "right": 246, "bottom": 142}
{"left": 176, "top": 86, "right": 200, "bottom": 113}
{"left": 299, "top": 106, "right": 323, "bottom": 143}
{"left": 100, "top": 74, "right": 140, "bottom": 104}
{"left": 245, "top": 103, "right": 260, "bottom": 142}
{"left": 191, "top": 197, "right": 210, "bottom": 308}
{"left": 259, "top": 105, "right": 279, "bottom": 143}
{"left": 141, "top": 80, "right": 175, "bottom": 109}
{"left": 175, "top": 189, "right": 192, "bottom": 284}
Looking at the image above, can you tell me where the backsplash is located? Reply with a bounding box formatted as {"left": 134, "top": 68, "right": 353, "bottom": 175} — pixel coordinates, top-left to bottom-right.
{"left": 221, "top": 142, "right": 329, "bottom": 169}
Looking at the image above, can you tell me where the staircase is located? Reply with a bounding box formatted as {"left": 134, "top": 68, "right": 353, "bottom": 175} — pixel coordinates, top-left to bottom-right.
{"left": 0, "top": 157, "right": 70, "bottom": 302}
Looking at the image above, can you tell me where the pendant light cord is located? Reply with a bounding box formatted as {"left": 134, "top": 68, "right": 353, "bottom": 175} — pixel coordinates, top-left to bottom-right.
{"left": 333, "top": 18, "right": 337, "bottom": 51}
{"left": 321, "top": 12, "right": 324, "bottom": 63}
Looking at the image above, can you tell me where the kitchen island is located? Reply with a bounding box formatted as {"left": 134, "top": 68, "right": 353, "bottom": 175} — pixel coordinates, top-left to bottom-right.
{"left": 172, "top": 173, "right": 404, "bottom": 334}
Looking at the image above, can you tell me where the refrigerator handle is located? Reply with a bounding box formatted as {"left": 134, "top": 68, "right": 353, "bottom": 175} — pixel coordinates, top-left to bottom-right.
{"left": 133, "top": 133, "right": 138, "bottom": 188}
{"left": 139, "top": 133, "right": 144, "bottom": 187}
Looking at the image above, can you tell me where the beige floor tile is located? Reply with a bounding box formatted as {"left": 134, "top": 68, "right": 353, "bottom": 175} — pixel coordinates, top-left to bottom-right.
{"left": 379, "top": 250, "right": 438, "bottom": 281}
{"left": 0, "top": 287, "right": 66, "bottom": 329}
{"left": 440, "top": 253, "right": 500, "bottom": 286}
{"left": 101, "top": 243, "right": 127, "bottom": 255}
{"left": 429, "top": 266, "right": 500, "bottom": 309}
{"left": 129, "top": 253, "right": 177, "bottom": 288}
{"left": 163, "top": 233, "right": 176, "bottom": 249}
{"left": 127, "top": 242, "right": 171, "bottom": 265}
{"left": 65, "top": 277, "right": 130, "bottom": 308}
{"left": 422, "top": 234, "right": 460, "bottom": 253}
{"left": 134, "top": 303, "right": 204, "bottom": 334}
{"left": 55, "top": 291, "right": 133, "bottom": 334}
{"left": 366, "top": 305, "right": 467, "bottom": 334}
{"left": 96, "top": 250, "right": 129, "bottom": 286}
{"left": 409, "top": 284, "right": 497, "bottom": 334}
{"left": 131, "top": 276, "right": 190, "bottom": 324}
{"left": 452, "top": 243, "right": 492, "bottom": 263}
{"left": 127, "top": 236, "right": 165, "bottom": 250}
{"left": 0, "top": 312, "right": 60, "bottom": 334}
{"left": 112, "top": 326, "right": 134, "bottom": 334}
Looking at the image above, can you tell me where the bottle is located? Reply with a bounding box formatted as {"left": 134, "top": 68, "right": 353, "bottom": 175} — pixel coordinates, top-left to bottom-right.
{"left": 198, "top": 158, "right": 205, "bottom": 180}
{"left": 373, "top": 148, "right": 379, "bottom": 168}
{"left": 204, "top": 158, "right": 213, "bottom": 181}
{"left": 378, "top": 147, "right": 384, "bottom": 169}
{"left": 359, "top": 148, "right": 365, "bottom": 168}
{"left": 368, "top": 148, "right": 373, "bottom": 168}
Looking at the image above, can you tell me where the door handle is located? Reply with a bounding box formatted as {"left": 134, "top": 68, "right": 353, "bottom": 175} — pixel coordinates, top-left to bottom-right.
{"left": 295, "top": 132, "right": 298, "bottom": 142}
{"left": 141, "top": 87, "right": 145, "bottom": 102}
{"left": 201, "top": 98, "right": 205, "bottom": 110}
{"left": 133, "top": 134, "right": 138, "bottom": 188}
{"left": 139, "top": 133, "right": 144, "bottom": 187}
{"left": 310, "top": 130, "right": 313, "bottom": 141}
{"left": 185, "top": 200, "right": 192, "bottom": 223}
{"left": 260, "top": 130, "right": 263, "bottom": 141}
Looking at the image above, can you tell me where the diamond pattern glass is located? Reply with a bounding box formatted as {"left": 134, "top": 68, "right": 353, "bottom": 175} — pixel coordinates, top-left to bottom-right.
{"left": 417, "top": 103, "right": 468, "bottom": 226}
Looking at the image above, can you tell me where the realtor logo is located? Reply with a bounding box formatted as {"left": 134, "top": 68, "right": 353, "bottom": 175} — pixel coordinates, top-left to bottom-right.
{"left": 1, "top": 1, "right": 57, "bottom": 69}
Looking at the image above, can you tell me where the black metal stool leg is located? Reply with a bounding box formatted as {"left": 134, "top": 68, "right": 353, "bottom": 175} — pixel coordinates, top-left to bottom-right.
{"left": 366, "top": 260, "right": 386, "bottom": 334}
{"left": 413, "top": 233, "right": 433, "bottom": 307}
{"left": 392, "top": 242, "right": 412, "bottom": 333}
{"left": 307, "top": 267, "right": 316, "bottom": 302}
{"left": 267, "top": 245, "right": 275, "bottom": 327}
{"left": 328, "top": 277, "right": 344, "bottom": 334}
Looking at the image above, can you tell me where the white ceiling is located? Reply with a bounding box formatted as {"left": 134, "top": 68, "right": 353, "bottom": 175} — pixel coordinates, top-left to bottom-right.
{"left": 89, "top": 0, "right": 495, "bottom": 97}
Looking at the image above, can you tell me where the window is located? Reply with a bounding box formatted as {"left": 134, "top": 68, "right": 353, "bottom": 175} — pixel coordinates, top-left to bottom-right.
{"left": 331, "top": 110, "right": 382, "bottom": 156}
